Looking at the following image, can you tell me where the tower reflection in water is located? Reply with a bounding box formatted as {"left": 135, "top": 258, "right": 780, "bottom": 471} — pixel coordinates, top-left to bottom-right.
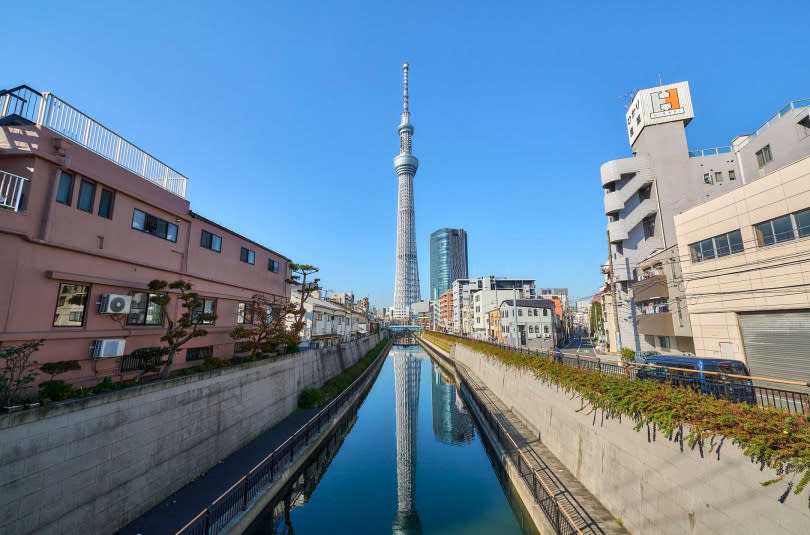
{"left": 392, "top": 346, "right": 422, "bottom": 535}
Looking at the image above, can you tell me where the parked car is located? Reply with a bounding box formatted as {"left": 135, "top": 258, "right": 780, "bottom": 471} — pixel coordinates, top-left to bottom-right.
{"left": 635, "top": 355, "right": 756, "bottom": 405}
{"left": 634, "top": 350, "right": 661, "bottom": 363}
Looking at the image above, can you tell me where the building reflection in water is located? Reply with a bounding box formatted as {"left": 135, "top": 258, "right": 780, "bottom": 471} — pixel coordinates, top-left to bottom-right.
{"left": 430, "top": 363, "right": 474, "bottom": 445}
{"left": 392, "top": 346, "right": 423, "bottom": 535}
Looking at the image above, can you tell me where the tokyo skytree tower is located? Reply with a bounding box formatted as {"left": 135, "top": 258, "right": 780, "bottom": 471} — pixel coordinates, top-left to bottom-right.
{"left": 393, "top": 62, "right": 421, "bottom": 318}
{"left": 392, "top": 348, "right": 422, "bottom": 534}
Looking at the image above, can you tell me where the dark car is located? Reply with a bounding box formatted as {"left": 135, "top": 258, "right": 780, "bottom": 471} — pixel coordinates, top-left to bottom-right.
{"left": 636, "top": 355, "right": 756, "bottom": 405}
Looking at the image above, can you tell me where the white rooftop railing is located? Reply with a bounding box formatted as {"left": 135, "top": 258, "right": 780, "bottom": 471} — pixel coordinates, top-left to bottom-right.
{"left": 0, "top": 85, "right": 187, "bottom": 198}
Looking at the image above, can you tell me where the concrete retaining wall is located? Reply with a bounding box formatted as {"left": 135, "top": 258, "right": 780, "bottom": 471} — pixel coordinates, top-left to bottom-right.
{"left": 452, "top": 344, "right": 810, "bottom": 535}
{"left": 0, "top": 333, "right": 381, "bottom": 535}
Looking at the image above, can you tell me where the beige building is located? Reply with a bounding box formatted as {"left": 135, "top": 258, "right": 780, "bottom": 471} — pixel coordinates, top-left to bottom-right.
{"left": 674, "top": 155, "right": 810, "bottom": 382}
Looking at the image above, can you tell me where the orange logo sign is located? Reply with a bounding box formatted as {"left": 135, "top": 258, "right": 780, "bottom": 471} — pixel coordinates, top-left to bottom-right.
{"left": 650, "top": 88, "right": 684, "bottom": 119}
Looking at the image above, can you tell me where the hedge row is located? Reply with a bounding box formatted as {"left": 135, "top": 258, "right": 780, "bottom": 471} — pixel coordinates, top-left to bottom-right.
{"left": 423, "top": 332, "right": 810, "bottom": 499}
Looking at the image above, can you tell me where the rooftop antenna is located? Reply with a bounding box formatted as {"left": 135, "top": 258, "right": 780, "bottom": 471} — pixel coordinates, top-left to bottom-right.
{"left": 658, "top": 73, "right": 663, "bottom": 85}
{"left": 615, "top": 90, "right": 637, "bottom": 109}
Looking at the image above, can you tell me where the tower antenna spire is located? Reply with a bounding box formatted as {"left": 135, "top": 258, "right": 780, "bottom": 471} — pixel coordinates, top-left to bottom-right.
{"left": 403, "top": 62, "right": 409, "bottom": 112}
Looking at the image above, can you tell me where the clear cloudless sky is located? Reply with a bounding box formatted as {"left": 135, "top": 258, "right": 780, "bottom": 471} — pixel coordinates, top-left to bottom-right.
{"left": 4, "top": 1, "right": 808, "bottom": 308}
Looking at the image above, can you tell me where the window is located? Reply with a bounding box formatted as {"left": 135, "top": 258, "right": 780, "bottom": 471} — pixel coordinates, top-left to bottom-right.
{"left": 658, "top": 336, "right": 670, "bottom": 350}
{"left": 755, "top": 209, "right": 810, "bottom": 246}
{"left": 643, "top": 216, "right": 656, "bottom": 239}
{"left": 703, "top": 173, "right": 712, "bottom": 184}
{"left": 268, "top": 259, "right": 279, "bottom": 273}
{"left": 240, "top": 247, "right": 255, "bottom": 264}
{"left": 234, "top": 342, "right": 249, "bottom": 354}
{"left": 544, "top": 325, "right": 549, "bottom": 334}
{"left": 56, "top": 172, "right": 74, "bottom": 205}
{"left": 689, "top": 230, "right": 744, "bottom": 262}
{"left": 714, "top": 171, "right": 723, "bottom": 183}
{"left": 132, "top": 209, "right": 178, "bottom": 242}
{"left": 237, "top": 302, "right": 254, "bottom": 324}
{"left": 191, "top": 298, "right": 216, "bottom": 324}
{"left": 518, "top": 309, "right": 523, "bottom": 317}
{"left": 77, "top": 180, "right": 96, "bottom": 212}
{"left": 186, "top": 346, "right": 213, "bottom": 361}
{"left": 728, "top": 169, "right": 736, "bottom": 181}
{"left": 200, "top": 230, "right": 222, "bottom": 252}
{"left": 127, "top": 292, "right": 164, "bottom": 326}
{"left": 755, "top": 145, "right": 773, "bottom": 168}
{"left": 638, "top": 184, "right": 652, "bottom": 201}
{"left": 533, "top": 309, "right": 538, "bottom": 316}
{"left": 543, "top": 308, "right": 548, "bottom": 316}
{"left": 796, "top": 208, "right": 810, "bottom": 238}
{"left": 53, "top": 283, "right": 89, "bottom": 327}
{"left": 98, "top": 189, "right": 114, "bottom": 218}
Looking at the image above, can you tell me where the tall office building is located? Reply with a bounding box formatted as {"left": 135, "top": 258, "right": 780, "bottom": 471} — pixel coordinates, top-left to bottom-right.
{"left": 429, "top": 228, "right": 468, "bottom": 300}
{"left": 392, "top": 62, "right": 421, "bottom": 319}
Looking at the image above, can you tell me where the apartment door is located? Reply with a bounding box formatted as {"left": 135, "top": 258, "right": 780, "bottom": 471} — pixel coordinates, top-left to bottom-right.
{"left": 738, "top": 310, "right": 810, "bottom": 388}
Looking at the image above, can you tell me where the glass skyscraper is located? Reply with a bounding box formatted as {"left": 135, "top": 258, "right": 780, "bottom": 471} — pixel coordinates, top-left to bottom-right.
{"left": 429, "top": 228, "right": 468, "bottom": 300}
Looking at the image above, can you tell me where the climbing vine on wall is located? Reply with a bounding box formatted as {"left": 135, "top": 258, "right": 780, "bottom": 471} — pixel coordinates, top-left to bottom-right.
{"left": 423, "top": 332, "right": 810, "bottom": 504}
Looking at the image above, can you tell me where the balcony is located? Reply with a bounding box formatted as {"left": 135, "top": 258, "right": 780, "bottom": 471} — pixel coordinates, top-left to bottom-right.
{"left": 0, "top": 170, "right": 28, "bottom": 212}
{"left": 633, "top": 274, "right": 669, "bottom": 302}
{"left": 688, "top": 146, "right": 733, "bottom": 158}
{"left": 0, "top": 85, "right": 188, "bottom": 198}
{"left": 636, "top": 311, "right": 675, "bottom": 336}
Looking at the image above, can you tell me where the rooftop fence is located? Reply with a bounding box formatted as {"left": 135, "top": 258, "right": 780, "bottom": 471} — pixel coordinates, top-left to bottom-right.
{"left": 0, "top": 85, "right": 187, "bottom": 198}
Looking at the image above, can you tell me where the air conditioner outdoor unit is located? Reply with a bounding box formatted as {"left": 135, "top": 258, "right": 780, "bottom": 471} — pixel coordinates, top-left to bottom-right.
{"left": 99, "top": 294, "right": 132, "bottom": 314}
{"left": 94, "top": 339, "right": 126, "bottom": 358}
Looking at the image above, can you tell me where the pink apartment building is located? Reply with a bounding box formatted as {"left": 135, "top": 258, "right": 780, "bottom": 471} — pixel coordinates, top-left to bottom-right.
{"left": 0, "top": 85, "right": 290, "bottom": 386}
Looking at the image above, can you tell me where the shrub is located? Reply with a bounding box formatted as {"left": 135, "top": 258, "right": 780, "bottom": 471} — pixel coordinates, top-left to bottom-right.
{"left": 92, "top": 377, "right": 115, "bottom": 394}
{"left": 177, "top": 368, "right": 195, "bottom": 376}
{"left": 285, "top": 342, "right": 300, "bottom": 354}
{"left": 39, "top": 380, "right": 74, "bottom": 401}
{"left": 202, "top": 357, "right": 227, "bottom": 369}
{"left": 424, "top": 331, "right": 810, "bottom": 498}
{"left": 299, "top": 388, "right": 327, "bottom": 409}
{"left": 620, "top": 348, "right": 636, "bottom": 361}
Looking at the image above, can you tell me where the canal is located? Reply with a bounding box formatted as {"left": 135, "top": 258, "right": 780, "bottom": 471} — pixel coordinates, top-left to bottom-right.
{"left": 244, "top": 343, "right": 536, "bottom": 534}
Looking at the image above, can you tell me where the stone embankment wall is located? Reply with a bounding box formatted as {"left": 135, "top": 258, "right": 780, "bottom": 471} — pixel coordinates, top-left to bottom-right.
{"left": 0, "top": 333, "right": 381, "bottom": 535}
{"left": 452, "top": 344, "right": 810, "bottom": 535}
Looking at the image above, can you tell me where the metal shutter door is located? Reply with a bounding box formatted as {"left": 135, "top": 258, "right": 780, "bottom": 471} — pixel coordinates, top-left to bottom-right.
{"left": 738, "top": 310, "right": 810, "bottom": 385}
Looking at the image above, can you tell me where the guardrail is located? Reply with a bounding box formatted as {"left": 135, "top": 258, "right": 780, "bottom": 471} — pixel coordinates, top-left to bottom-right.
{"left": 0, "top": 85, "right": 188, "bottom": 198}
{"left": 455, "top": 363, "right": 590, "bottom": 535}
{"left": 175, "top": 337, "right": 390, "bottom": 535}
{"left": 427, "top": 331, "right": 810, "bottom": 415}
{"left": 0, "top": 170, "right": 28, "bottom": 212}
{"left": 688, "top": 146, "right": 733, "bottom": 158}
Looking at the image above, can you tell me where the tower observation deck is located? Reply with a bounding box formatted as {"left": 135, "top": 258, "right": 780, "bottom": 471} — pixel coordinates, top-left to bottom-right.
{"left": 393, "top": 62, "right": 421, "bottom": 318}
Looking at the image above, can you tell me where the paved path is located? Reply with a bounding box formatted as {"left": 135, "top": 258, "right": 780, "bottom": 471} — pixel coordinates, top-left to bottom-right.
{"left": 118, "top": 408, "right": 317, "bottom": 535}
{"left": 562, "top": 334, "right": 597, "bottom": 356}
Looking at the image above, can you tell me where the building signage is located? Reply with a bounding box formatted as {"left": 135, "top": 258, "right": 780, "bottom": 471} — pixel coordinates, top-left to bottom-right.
{"left": 626, "top": 81, "right": 694, "bottom": 145}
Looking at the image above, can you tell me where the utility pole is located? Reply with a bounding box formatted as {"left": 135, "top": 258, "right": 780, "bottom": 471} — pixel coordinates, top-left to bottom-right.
{"left": 512, "top": 286, "right": 520, "bottom": 348}
{"left": 606, "top": 230, "right": 622, "bottom": 352}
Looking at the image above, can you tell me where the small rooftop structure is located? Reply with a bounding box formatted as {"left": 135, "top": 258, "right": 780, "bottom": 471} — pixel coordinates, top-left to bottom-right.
{"left": 0, "top": 85, "right": 188, "bottom": 198}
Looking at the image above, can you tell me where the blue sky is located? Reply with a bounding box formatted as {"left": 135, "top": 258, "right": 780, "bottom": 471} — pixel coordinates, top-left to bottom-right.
{"left": 4, "top": 1, "right": 808, "bottom": 308}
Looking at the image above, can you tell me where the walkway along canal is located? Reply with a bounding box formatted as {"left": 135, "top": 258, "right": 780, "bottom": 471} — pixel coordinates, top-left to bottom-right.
{"left": 239, "top": 343, "right": 538, "bottom": 534}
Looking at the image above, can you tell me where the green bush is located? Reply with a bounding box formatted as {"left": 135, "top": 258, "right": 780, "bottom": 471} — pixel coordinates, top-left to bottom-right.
{"left": 202, "top": 357, "right": 227, "bottom": 369}
{"left": 285, "top": 342, "right": 301, "bottom": 354}
{"left": 92, "top": 377, "right": 116, "bottom": 394}
{"left": 39, "top": 380, "right": 74, "bottom": 401}
{"left": 40, "top": 360, "right": 81, "bottom": 380}
{"left": 424, "top": 332, "right": 810, "bottom": 498}
{"left": 299, "top": 388, "right": 327, "bottom": 409}
{"left": 177, "top": 368, "right": 195, "bottom": 376}
{"left": 621, "top": 348, "right": 636, "bottom": 361}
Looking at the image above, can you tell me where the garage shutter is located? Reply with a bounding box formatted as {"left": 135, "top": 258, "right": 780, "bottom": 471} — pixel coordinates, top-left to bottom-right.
{"left": 738, "top": 310, "right": 810, "bottom": 388}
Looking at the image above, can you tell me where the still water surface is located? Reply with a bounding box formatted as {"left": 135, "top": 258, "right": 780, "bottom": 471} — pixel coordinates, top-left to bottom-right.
{"left": 245, "top": 344, "right": 529, "bottom": 534}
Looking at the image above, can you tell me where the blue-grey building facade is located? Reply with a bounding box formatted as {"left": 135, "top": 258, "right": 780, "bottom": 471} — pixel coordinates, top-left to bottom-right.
{"left": 429, "top": 228, "right": 468, "bottom": 300}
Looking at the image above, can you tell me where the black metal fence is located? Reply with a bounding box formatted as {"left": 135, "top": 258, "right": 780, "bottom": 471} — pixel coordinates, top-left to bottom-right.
{"left": 428, "top": 331, "right": 810, "bottom": 415}
{"left": 175, "top": 338, "right": 391, "bottom": 535}
{"left": 453, "top": 363, "right": 591, "bottom": 535}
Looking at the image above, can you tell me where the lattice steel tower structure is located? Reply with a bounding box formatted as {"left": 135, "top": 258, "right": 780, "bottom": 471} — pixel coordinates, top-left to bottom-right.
{"left": 392, "top": 347, "right": 422, "bottom": 534}
{"left": 393, "top": 62, "right": 421, "bottom": 319}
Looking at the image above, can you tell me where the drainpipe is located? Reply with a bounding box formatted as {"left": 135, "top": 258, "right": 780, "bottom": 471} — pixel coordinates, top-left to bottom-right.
{"left": 652, "top": 176, "right": 667, "bottom": 248}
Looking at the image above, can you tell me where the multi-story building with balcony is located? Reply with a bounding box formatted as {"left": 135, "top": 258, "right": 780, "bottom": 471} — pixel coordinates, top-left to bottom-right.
{"left": 451, "top": 277, "right": 535, "bottom": 336}
{"left": 498, "top": 299, "right": 556, "bottom": 349}
{"left": 632, "top": 245, "right": 693, "bottom": 354}
{"left": 438, "top": 289, "right": 453, "bottom": 331}
{"left": 601, "top": 81, "right": 810, "bottom": 352}
{"left": 0, "top": 85, "right": 290, "bottom": 386}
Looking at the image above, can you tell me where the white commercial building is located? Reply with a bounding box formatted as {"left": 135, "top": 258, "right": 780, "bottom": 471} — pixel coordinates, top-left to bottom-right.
{"left": 452, "top": 277, "right": 535, "bottom": 336}
{"left": 499, "top": 299, "right": 556, "bottom": 349}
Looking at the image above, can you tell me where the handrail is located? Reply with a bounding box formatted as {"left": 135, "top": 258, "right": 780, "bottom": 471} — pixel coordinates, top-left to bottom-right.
{"left": 175, "top": 335, "right": 389, "bottom": 535}
{"left": 0, "top": 85, "right": 188, "bottom": 198}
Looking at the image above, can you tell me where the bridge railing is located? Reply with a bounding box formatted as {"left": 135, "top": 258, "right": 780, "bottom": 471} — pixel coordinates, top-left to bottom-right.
{"left": 425, "top": 331, "right": 810, "bottom": 415}
{"left": 175, "top": 336, "right": 389, "bottom": 535}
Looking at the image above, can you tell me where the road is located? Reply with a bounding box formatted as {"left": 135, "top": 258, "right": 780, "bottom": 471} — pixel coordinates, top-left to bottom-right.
{"left": 562, "top": 332, "right": 596, "bottom": 356}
